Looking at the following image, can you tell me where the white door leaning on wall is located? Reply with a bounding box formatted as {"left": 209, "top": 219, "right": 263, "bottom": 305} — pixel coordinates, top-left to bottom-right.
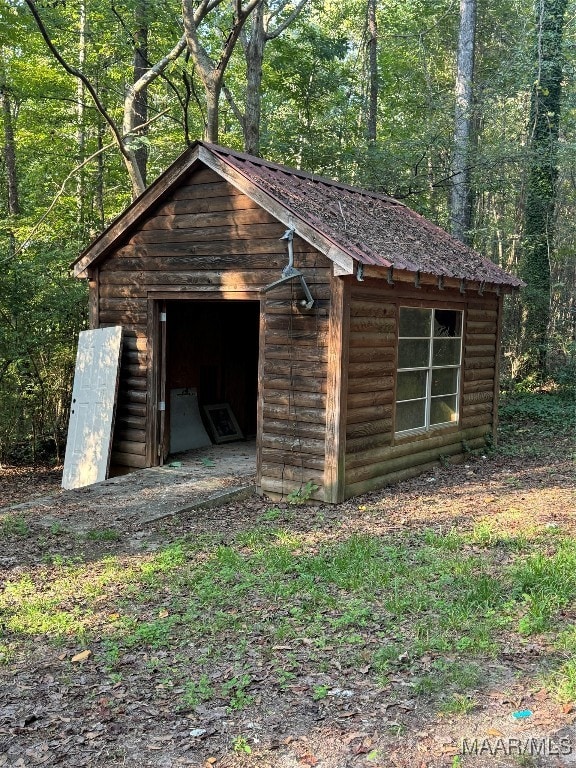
{"left": 61, "top": 326, "right": 123, "bottom": 490}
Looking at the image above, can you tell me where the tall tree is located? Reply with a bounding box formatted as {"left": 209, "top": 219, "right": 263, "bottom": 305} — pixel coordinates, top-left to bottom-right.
{"left": 224, "top": 0, "right": 310, "bottom": 155}
{"left": 366, "top": 0, "right": 378, "bottom": 143}
{"left": 519, "top": 0, "right": 568, "bottom": 379}
{"left": 0, "top": 84, "right": 19, "bottom": 217}
{"left": 132, "top": 0, "right": 150, "bottom": 187}
{"left": 181, "top": 0, "right": 262, "bottom": 144}
{"left": 450, "top": 0, "right": 476, "bottom": 243}
{"left": 25, "top": 0, "right": 192, "bottom": 198}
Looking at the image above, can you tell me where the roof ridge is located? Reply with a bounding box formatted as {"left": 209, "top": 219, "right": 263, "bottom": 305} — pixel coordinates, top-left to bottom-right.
{"left": 202, "top": 141, "right": 404, "bottom": 207}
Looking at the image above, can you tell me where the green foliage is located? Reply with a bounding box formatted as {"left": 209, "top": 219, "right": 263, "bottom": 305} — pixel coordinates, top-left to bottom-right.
{"left": 182, "top": 674, "right": 213, "bottom": 707}
{"left": 286, "top": 481, "right": 319, "bottom": 504}
{"left": 85, "top": 528, "right": 122, "bottom": 542}
{"left": 499, "top": 392, "right": 576, "bottom": 434}
{"left": 232, "top": 736, "right": 252, "bottom": 755}
{"left": 0, "top": 514, "right": 30, "bottom": 537}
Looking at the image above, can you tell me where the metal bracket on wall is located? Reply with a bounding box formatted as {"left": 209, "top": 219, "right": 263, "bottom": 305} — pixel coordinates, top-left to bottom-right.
{"left": 262, "top": 228, "right": 315, "bottom": 310}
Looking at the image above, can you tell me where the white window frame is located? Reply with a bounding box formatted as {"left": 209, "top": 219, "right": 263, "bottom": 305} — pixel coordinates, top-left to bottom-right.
{"left": 395, "top": 307, "right": 463, "bottom": 436}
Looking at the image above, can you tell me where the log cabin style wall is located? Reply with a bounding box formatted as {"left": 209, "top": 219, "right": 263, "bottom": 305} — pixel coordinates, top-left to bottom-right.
{"left": 341, "top": 280, "right": 502, "bottom": 499}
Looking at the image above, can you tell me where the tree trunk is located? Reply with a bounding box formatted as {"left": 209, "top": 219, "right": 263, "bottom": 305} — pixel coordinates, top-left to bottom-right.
{"left": 133, "top": 0, "right": 149, "bottom": 187}
{"left": 366, "top": 0, "right": 378, "bottom": 143}
{"left": 519, "top": 0, "right": 568, "bottom": 380}
{"left": 450, "top": 0, "right": 476, "bottom": 244}
{"left": 0, "top": 86, "right": 20, "bottom": 216}
{"left": 204, "top": 75, "right": 222, "bottom": 144}
{"left": 76, "top": 0, "right": 86, "bottom": 223}
{"left": 181, "top": 0, "right": 263, "bottom": 146}
{"left": 243, "top": 3, "right": 265, "bottom": 155}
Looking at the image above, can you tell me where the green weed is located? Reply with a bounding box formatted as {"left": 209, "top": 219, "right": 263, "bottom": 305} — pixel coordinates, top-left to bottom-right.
{"left": 259, "top": 507, "right": 282, "bottom": 521}
{"left": 49, "top": 522, "right": 67, "bottom": 535}
{"left": 286, "top": 481, "right": 319, "bottom": 504}
{"left": 232, "top": 736, "right": 252, "bottom": 755}
{"left": 439, "top": 693, "right": 477, "bottom": 715}
{"left": 0, "top": 514, "right": 30, "bottom": 537}
{"left": 85, "top": 528, "right": 121, "bottom": 542}
{"left": 222, "top": 673, "right": 254, "bottom": 710}
{"left": 182, "top": 674, "right": 213, "bottom": 707}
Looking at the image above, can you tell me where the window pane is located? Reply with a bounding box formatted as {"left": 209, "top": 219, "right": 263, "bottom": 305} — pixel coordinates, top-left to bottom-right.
{"left": 434, "top": 310, "right": 462, "bottom": 338}
{"left": 431, "top": 367, "right": 459, "bottom": 396}
{"left": 430, "top": 395, "right": 458, "bottom": 425}
{"left": 432, "top": 338, "right": 461, "bottom": 366}
{"left": 397, "top": 370, "right": 427, "bottom": 401}
{"left": 398, "top": 338, "right": 430, "bottom": 368}
{"left": 396, "top": 399, "right": 426, "bottom": 431}
{"left": 399, "top": 308, "right": 431, "bottom": 337}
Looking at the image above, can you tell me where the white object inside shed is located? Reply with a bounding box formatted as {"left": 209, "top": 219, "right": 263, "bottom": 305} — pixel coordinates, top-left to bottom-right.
{"left": 62, "top": 326, "right": 123, "bottom": 490}
{"left": 169, "top": 388, "right": 211, "bottom": 453}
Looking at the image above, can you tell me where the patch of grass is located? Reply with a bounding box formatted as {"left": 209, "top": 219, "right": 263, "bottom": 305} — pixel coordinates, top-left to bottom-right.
{"left": 122, "top": 615, "right": 181, "bottom": 649}
{"left": 85, "top": 528, "right": 122, "bottom": 542}
{"left": 42, "top": 553, "right": 84, "bottom": 567}
{"left": 49, "top": 522, "right": 68, "bottom": 535}
{"left": 182, "top": 674, "right": 213, "bottom": 708}
{"left": 510, "top": 539, "right": 576, "bottom": 635}
{"left": 259, "top": 506, "right": 283, "bottom": 522}
{"left": 438, "top": 693, "right": 477, "bottom": 715}
{"left": 3, "top": 474, "right": 576, "bottom": 719}
{"left": 413, "top": 659, "right": 484, "bottom": 699}
{"left": 0, "top": 642, "right": 16, "bottom": 665}
{"left": 0, "top": 514, "right": 30, "bottom": 537}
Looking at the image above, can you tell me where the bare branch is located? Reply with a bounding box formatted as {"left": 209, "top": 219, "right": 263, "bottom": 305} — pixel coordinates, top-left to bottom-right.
{"left": 222, "top": 82, "right": 245, "bottom": 127}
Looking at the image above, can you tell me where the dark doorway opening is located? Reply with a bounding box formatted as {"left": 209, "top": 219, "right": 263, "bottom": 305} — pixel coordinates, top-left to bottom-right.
{"left": 164, "top": 300, "right": 260, "bottom": 457}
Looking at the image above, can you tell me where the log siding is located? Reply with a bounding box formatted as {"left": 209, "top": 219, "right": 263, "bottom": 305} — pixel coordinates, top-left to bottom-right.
{"left": 342, "top": 282, "right": 498, "bottom": 499}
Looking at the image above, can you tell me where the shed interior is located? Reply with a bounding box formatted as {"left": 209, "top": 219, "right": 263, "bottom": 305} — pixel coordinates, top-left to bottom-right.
{"left": 165, "top": 300, "right": 260, "bottom": 448}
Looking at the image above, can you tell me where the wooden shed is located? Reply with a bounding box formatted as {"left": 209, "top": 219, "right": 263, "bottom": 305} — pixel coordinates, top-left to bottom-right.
{"left": 73, "top": 141, "right": 522, "bottom": 503}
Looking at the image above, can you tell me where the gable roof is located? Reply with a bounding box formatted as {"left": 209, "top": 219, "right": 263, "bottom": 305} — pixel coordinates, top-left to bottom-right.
{"left": 74, "top": 141, "right": 522, "bottom": 289}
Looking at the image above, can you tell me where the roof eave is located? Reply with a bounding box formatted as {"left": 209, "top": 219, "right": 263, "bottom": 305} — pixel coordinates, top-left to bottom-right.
{"left": 360, "top": 264, "right": 523, "bottom": 292}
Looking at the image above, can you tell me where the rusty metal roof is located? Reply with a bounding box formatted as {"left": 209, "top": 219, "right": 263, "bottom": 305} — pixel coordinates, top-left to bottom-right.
{"left": 207, "top": 143, "right": 523, "bottom": 288}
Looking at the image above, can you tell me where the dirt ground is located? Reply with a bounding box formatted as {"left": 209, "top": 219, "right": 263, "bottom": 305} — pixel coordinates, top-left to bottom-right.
{"left": 1, "top": 431, "right": 575, "bottom": 768}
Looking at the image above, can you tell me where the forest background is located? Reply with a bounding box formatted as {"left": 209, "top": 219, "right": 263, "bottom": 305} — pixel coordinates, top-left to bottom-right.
{"left": 0, "top": 0, "right": 574, "bottom": 463}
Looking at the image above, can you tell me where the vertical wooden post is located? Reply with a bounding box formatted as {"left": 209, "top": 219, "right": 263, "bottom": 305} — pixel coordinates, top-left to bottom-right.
{"left": 324, "top": 275, "right": 350, "bottom": 503}
{"left": 159, "top": 300, "right": 168, "bottom": 464}
{"left": 492, "top": 291, "right": 505, "bottom": 445}
{"left": 87, "top": 268, "right": 99, "bottom": 329}
{"left": 255, "top": 295, "right": 266, "bottom": 493}
{"left": 146, "top": 297, "right": 158, "bottom": 467}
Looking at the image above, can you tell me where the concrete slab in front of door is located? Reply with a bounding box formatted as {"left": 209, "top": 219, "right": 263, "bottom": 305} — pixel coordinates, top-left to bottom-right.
{"left": 7, "top": 441, "right": 256, "bottom": 534}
